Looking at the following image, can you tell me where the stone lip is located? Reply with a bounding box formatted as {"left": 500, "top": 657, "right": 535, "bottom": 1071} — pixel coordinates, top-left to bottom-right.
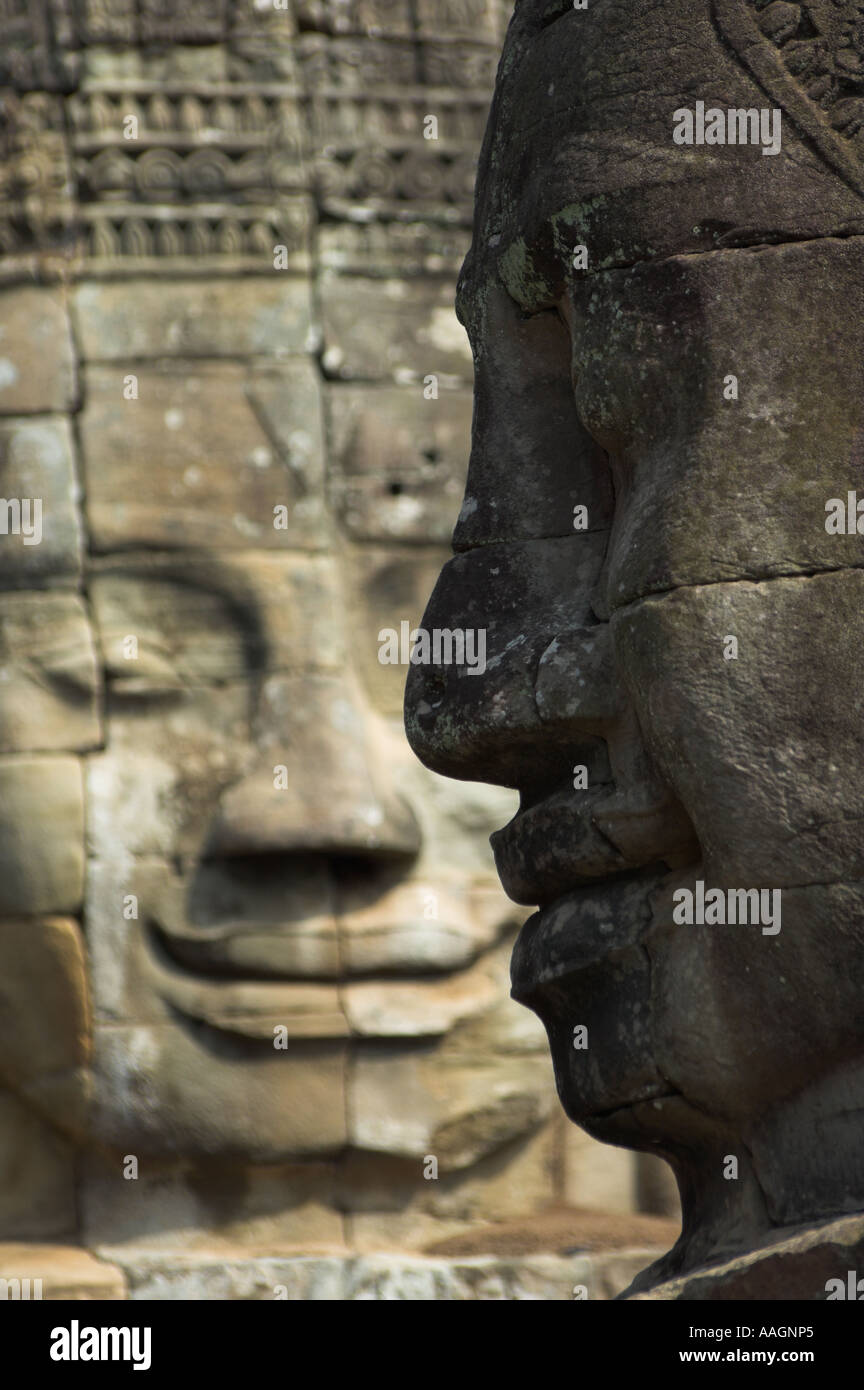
{"left": 623, "top": 1212, "right": 864, "bottom": 1301}
{"left": 510, "top": 869, "right": 669, "bottom": 995}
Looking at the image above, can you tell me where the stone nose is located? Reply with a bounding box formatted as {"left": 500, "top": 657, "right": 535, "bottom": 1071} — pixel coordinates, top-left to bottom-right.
{"left": 450, "top": 283, "right": 613, "bottom": 555}
{"left": 404, "top": 533, "right": 623, "bottom": 790}
{"left": 208, "top": 671, "right": 421, "bottom": 861}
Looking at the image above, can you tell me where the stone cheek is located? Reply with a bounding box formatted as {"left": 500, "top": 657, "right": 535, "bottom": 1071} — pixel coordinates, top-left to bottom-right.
{"left": 561, "top": 241, "right": 864, "bottom": 614}
{"left": 613, "top": 571, "right": 864, "bottom": 889}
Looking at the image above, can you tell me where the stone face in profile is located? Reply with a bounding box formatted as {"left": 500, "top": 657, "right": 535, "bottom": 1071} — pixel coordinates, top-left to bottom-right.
{"left": 405, "top": 0, "right": 864, "bottom": 1291}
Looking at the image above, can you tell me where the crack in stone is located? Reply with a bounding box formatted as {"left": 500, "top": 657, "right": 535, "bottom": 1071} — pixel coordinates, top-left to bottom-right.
{"left": 610, "top": 558, "right": 864, "bottom": 615}
{"left": 571, "top": 226, "right": 864, "bottom": 281}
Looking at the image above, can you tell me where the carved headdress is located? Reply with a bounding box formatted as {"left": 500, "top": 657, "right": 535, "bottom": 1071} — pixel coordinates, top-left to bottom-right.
{"left": 466, "top": 0, "right": 864, "bottom": 298}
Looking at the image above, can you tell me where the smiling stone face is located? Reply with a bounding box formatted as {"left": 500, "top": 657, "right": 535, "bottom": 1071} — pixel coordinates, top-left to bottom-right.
{"left": 81, "top": 534, "right": 533, "bottom": 1165}
{"left": 405, "top": 0, "right": 864, "bottom": 1284}
{"left": 0, "top": 279, "right": 575, "bottom": 1252}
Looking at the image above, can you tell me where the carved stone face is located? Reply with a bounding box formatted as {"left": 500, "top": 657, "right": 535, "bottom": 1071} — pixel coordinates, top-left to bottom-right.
{"left": 0, "top": 267, "right": 573, "bottom": 1248}
{"left": 405, "top": 0, "right": 864, "bottom": 1275}
{"left": 85, "top": 543, "right": 529, "bottom": 1156}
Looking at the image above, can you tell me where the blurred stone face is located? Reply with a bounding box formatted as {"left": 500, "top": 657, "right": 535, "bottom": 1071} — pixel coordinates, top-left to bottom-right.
{"left": 405, "top": 0, "right": 864, "bottom": 1269}
{"left": 0, "top": 270, "right": 566, "bottom": 1248}
{"left": 0, "top": 0, "right": 660, "bottom": 1259}
{"left": 12, "top": 278, "right": 555, "bottom": 1163}
{"left": 83, "top": 519, "right": 532, "bottom": 1164}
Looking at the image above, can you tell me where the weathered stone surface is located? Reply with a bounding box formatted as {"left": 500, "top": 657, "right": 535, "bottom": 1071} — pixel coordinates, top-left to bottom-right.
{"left": 107, "top": 1248, "right": 659, "bottom": 1300}
{"left": 636, "top": 1153, "right": 682, "bottom": 1220}
{"left": 0, "top": 760, "right": 84, "bottom": 914}
{"left": 482, "top": 0, "right": 864, "bottom": 285}
{"left": 345, "top": 545, "right": 453, "bottom": 717}
{"left": 82, "top": 1155, "right": 343, "bottom": 1254}
{"left": 613, "top": 570, "right": 864, "bottom": 887}
{"left": 318, "top": 220, "right": 472, "bottom": 277}
{"left": 564, "top": 1125, "right": 639, "bottom": 1217}
{"left": 350, "top": 1044, "right": 555, "bottom": 1168}
{"left": 297, "top": 0, "right": 414, "bottom": 38}
{"left": 90, "top": 553, "right": 344, "bottom": 683}
{"left": 344, "top": 957, "right": 498, "bottom": 1038}
{"left": 0, "top": 288, "right": 76, "bottom": 415}
{"left": 0, "top": 1095, "right": 77, "bottom": 1242}
{"left": 146, "top": 964, "right": 349, "bottom": 1041}
{"left": 401, "top": 0, "right": 864, "bottom": 1297}
{"left": 92, "top": 1025, "right": 348, "bottom": 1162}
{"left": 426, "top": 1202, "right": 679, "bottom": 1259}
{"left": 642, "top": 880, "right": 864, "bottom": 1194}
{"left": 87, "top": 672, "right": 418, "bottom": 866}
{"left": 452, "top": 285, "right": 614, "bottom": 551}
{"left": 80, "top": 362, "right": 328, "bottom": 551}
{"left": 320, "top": 276, "right": 472, "bottom": 382}
{"left": 415, "top": 0, "right": 501, "bottom": 41}
{"left": 405, "top": 533, "right": 610, "bottom": 786}
{"left": 86, "top": 686, "right": 250, "bottom": 862}
{"left": 568, "top": 242, "right": 864, "bottom": 614}
{"left": 0, "top": 594, "right": 101, "bottom": 753}
{"left": 209, "top": 673, "right": 422, "bottom": 860}
{"left": 626, "top": 1213, "right": 864, "bottom": 1301}
{"left": 0, "top": 419, "right": 82, "bottom": 586}
{"left": 73, "top": 279, "right": 316, "bottom": 360}
{"left": 86, "top": 860, "right": 521, "bottom": 1043}
{"left": 80, "top": 45, "right": 230, "bottom": 84}
{"left": 511, "top": 872, "right": 675, "bottom": 1127}
{"left": 0, "top": 919, "right": 90, "bottom": 1115}
{"left": 341, "top": 1123, "right": 561, "bottom": 1252}
{"left": 329, "top": 385, "right": 472, "bottom": 542}
{"left": 337, "top": 871, "right": 509, "bottom": 976}
{"left": 0, "top": 1243, "right": 126, "bottom": 1299}
{"left": 87, "top": 857, "right": 340, "bottom": 1022}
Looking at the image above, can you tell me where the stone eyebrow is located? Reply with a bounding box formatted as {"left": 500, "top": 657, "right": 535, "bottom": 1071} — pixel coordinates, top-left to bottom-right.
{"left": 90, "top": 559, "right": 271, "bottom": 670}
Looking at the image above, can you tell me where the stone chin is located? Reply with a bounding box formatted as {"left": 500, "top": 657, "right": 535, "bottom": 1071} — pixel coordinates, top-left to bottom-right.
{"left": 510, "top": 871, "right": 677, "bottom": 1135}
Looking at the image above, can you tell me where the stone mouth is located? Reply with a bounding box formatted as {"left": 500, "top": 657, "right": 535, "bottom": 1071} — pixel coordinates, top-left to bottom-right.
{"left": 509, "top": 867, "right": 672, "bottom": 1000}
{"left": 140, "top": 919, "right": 501, "bottom": 1042}
{"left": 491, "top": 786, "right": 629, "bottom": 905}
{"left": 493, "top": 782, "right": 697, "bottom": 907}
{"left": 146, "top": 907, "right": 497, "bottom": 979}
